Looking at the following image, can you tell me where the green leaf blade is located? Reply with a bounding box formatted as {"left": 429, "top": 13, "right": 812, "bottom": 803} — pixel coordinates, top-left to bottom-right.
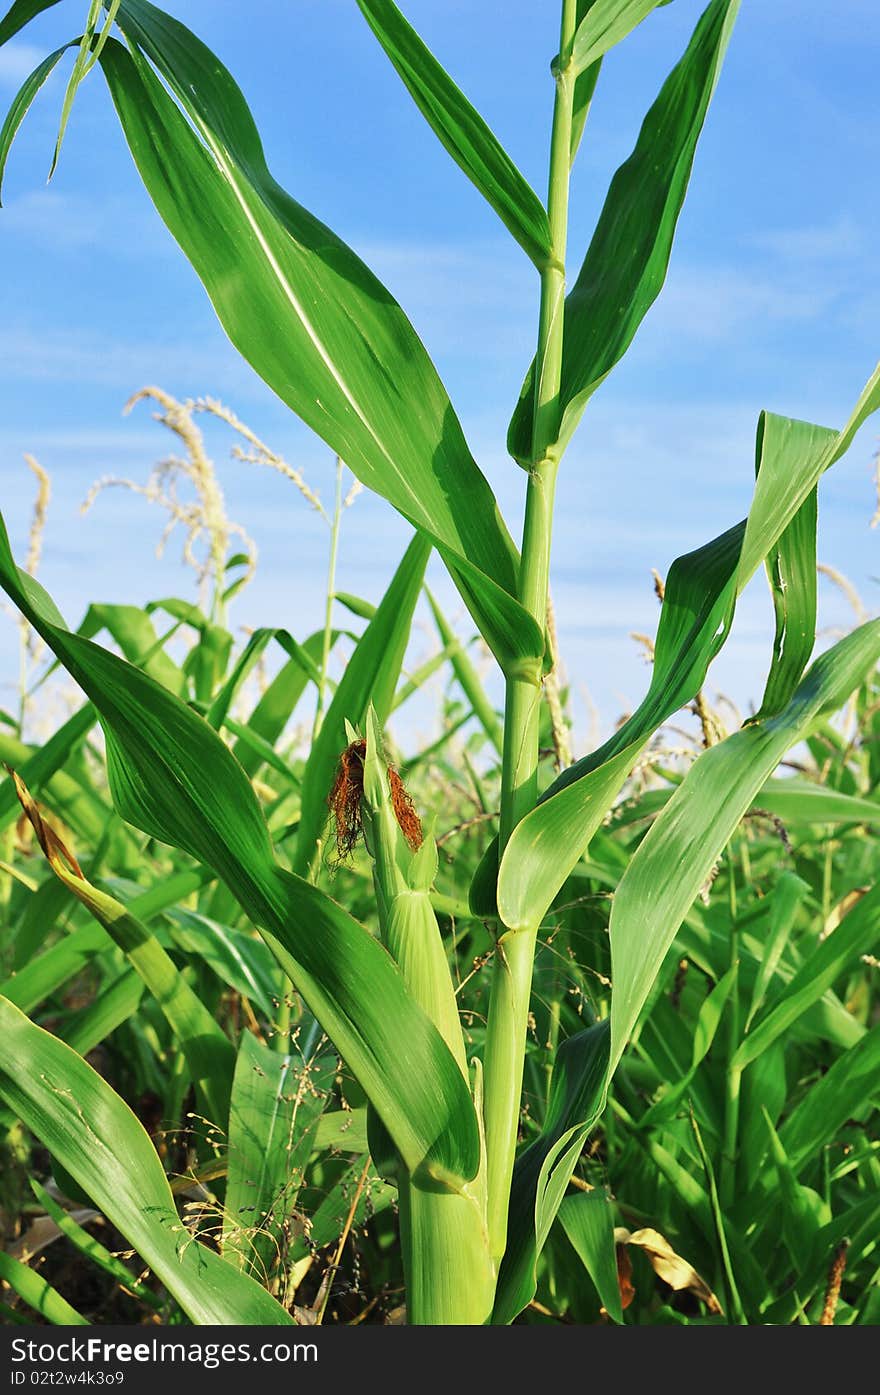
{"left": 357, "top": 0, "right": 551, "bottom": 267}
{"left": 509, "top": 0, "right": 740, "bottom": 466}
{"left": 0, "top": 997, "right": 295, "bottom": 1325}
{"left": 95, "top": 8, "right": 540, "bottom": 671}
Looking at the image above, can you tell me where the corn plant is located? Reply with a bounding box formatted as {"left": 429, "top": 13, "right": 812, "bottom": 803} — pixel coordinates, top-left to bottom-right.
{"left": 1, "top": 0, "right": 879, "bottom": 1325}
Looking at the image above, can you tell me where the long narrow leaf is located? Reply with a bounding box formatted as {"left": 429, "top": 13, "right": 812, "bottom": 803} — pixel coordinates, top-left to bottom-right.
{"left": 356, "top": 0, "right": 551, "bottom": 267}
{"left": 0, "top": 997, "right": 294, "bottom": 1325}
{"left": 733, "top": 882, "right": 880, "bottom": 1070}
{"left": 0, "top": 40, "right": 72, "bottom": 200}
{"left": 494, "top": 375, "right": 880, "bottom": 931}
{"left": 0, "top": 0, "right": 62, "bottom": 45}
{"left": 96, "top": 4, "right": 542, "bottom": 674}
{"left": 609, "top": 621, "right": 880, "bottom": 1075}
{"left": 294, "top": 534, "right": 428, "bottom": 876}
{"left": 570, "top": 0, "right": 671, "bottom": 75}
{"left": 509, "top": 0, "right": 740, "bottom": 465}
{"left": 0, "top": 509, "right": 479, "bottom": 1189}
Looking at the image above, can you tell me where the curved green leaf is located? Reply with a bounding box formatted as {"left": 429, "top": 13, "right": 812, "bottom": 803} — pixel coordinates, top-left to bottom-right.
{"left": 733, "top": 881, "right": 880, "bottom": 1071}
{"left": 294, "top": 533, "right": 429, "bottom": 876}
{"left": 0, "top": 509, "right": 479, "bottom": 1190}
{"left": 570, "top": 0, "right": 671, "bottom": 75}
{"left": 609, "top": 620, "right": 880, "bottom": 1074}
{"left": 0, "top": 0, "right": 61, "bottom": 46}
{"left": 223, "top": 1032, "right": 335, "bottom": 1279}
{"left": 779, "top": 1024, "right": 880, "bottom": 1173}
{"left": 231, "top": 629, "right": 327, "bottom": 778}
{"left": 755, "top": 778, "right": 880, "bottom": 827}
{"left": 509, "top": 0, "right": 740, "bottom": 466}
{"left": 80, "top": 602, "right": 186, "bottom": 697}
{"left": 495, "top": 373, "right": 880, "bottom": 933}
{"left": 0, "top": 1249, "right": 87, "bottom": 1326}
{"left": 356, "top": 0, "right": 551, "bottom": 267}
{"left": 95, "top": 5, "right": 541, "bottom": 673}
{"left": 0, "top": 40, "right": 72, "bottom": 201}
{"left": 557, "top": 1188, "right": 622, "bottom": 1323}
{"left": 493, "top": 519, "right": 743, "bottom": 928}
{"left": 10, "top": 793, "right": 236, "bottom": 1126}
{"left": 754, "top": 486, "right": 817, "bottom": 719}
{"left": 492, "top": 1019, "right": 610, "bottom": 1323}
{"left": 0, "top": 996, "right": 294, "bottom": 1325}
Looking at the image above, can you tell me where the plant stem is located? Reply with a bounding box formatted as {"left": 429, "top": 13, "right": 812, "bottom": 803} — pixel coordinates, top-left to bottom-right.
{"left": 483, "top": 0, "right": 576, "bottom": 1268}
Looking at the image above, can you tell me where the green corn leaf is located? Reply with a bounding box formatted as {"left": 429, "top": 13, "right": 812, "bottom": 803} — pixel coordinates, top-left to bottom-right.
{"left": 570, "top": 71, "right": 601, "bottom": 167}
{"left": 762, "top": 1110, "right": 829, "bottom": 1272}
{"left": 94, "top": 5, "right": 541, "bottom": 674}
{"left": 0, "top": 40, "right": 73, "bottom": 201}
{"left": 495, "top": 369, "right": 880, "bottom": 933}
{"left": 30, "top": 1179, "right": 161, "bottom": 1310}
{"left": 313, "top": 1107, "right": 369, "bottom": 1156}
{"left": 744, "top": 871, "right": 809, "bottom": 1032}
{"left": 165, "top": 908, "right": 278, "bottom": 1018}
{"left": 206, "top": 627, "right": 321, "bottom": 733}
{"left": 638, "top": 961, "right": 739, "bottom": 1130}
{"left": 509, "top": 0, "right": 740, "bottom": 466}
{"left": 733, "top": 881, "right": 880, "bottom": 1071}
{"left": 223, "top": 1032, "right": 336, "bottom": 1280}
{"left": 492, "top": 519, "right": 743, "bottom": 926}
{"left": 1, "top": 870, "right": 212, "bottom": 1011}
{"left": 63, "top": 969, "right": 144, "bottom": 1057}
{"left": 0, "top": 996, "right": 294, "bottom": 1325}
{"left": 425, "top": 588, "right": 504, "bottom": 754}
{"left": 609, "top": 621, "right": 880, "bottom": 1077}
{"left": 739, "top": 1042, "right": 786, "bottom": 1191}
{"left": 30, "top": 1178, "right": 161, "bottom": 1310}
{"left": 754, "top": 488, "right": 818, "bottom": 718}
{"left": 356, "top": 0, "right": 551, "bottom": 268}
{"left": 232, "top": 630, "right": 327, "bottom": 778}
{"left": 493, "top": 1018, "right": 610, "bottom": 1324}
{"left": 779, "top": 1025, "right": 880, "bottom": 1175}
{"left": 15, "top": 832, "right": 236, "bottom": 1125}
{"left": 0, "top": 702, "right": 97, "bottom": 833}
{"left": 557, "top": 1188, "right": 623, "bottom": 1323}
{"left": 288, "top": 1155, "right": 395, "bottom": 1264}
{"left": 333, "top": 591, "right": 376, "bottom": 622}
{"left": 50, "top": 1, "right": 119, "bottom": 177}
{"left": 79, "top": 602, "right": 186, "bottom": 697}
{"left": 295, "top": 534, "right": 428, "bottom": 876}
{"left": 0, "top": 510, "right": 479, "bottom": 1190}
{"left": 0, "top": 0, "right": 62, "bottom": 45}
{"left": 569, "top": 0, "right": 672, "bottom": 75}
{"left": 740, "top": 366, "right": 880, "bottom": 584}
{"left": 752, "top": 779, "right": 880, "bottom": 827}
{"left": 14, "top": 772, "right": 234, "bottom": 1119}
{"left": 0, "top": 924, "right": 108, "bottom": 1013}
{"left": 0, "top": 1249, "right": 87, "bottom": 1325}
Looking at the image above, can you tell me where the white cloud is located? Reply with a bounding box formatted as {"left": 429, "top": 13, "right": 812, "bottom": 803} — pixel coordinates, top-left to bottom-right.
{"left": 1, "top": 189, "right": 176, "bottom": 256}
{"left": 748, "top": 216, "right": 864, "bottom": 263}
{"left": 0, "top": 324, "right": 261, "bottom": 396}
{"left": 0, "top": 42, "right": 48, "bottom": 89}
{"left": 656, "top": 264, "right": 832, "bottom": 343}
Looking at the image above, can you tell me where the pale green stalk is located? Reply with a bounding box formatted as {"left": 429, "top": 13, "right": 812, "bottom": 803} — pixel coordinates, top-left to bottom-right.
{"left": 359, "top": 711, "right": 494, "bottom": 1323}
{"left": 483, "top": 0, "right": 577, "bottom": 1266}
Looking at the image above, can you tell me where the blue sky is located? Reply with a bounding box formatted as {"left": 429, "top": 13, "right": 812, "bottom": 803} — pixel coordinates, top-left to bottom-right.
{"left": 1, "top": 1, "right": 879, "bottom": 750}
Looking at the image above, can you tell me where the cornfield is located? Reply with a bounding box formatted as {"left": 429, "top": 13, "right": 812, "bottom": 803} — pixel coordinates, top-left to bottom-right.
{"left": 0, "top": 0, "right": 878, "bottom": 1332}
